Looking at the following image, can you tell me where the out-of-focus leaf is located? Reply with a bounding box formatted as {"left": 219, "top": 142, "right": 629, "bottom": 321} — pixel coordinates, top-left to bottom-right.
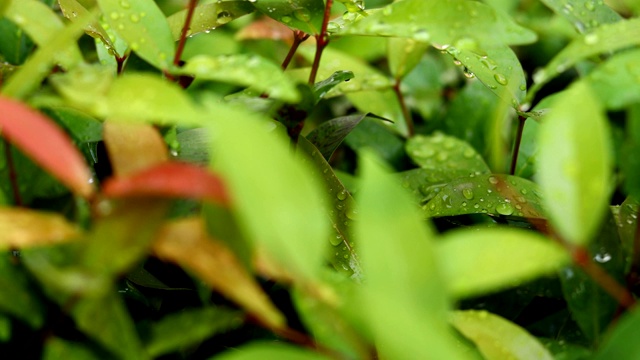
{"left": 43, "top": 107, "right": 103, "bottom": 144}
{"left": 593, "top": 307, "right": 640, "bottom": 360}
{"left": 0, "top": 18, "right": 34, "bottom": 65}
{"left": 540, "top": 339, "right": 592, "bottom": 360}
{"left": 313, "top": 70, "right": 355, "bottom": 101}
{"left": 615, "top": 197, "right": 639, "bottom": 270}
{"left": 307, "top": 113, "right": 382, "bottom": 160}
{"left": 102, "top": 162, "right": 230, "bottom": 206}
{"left": 210, "top": 116, "right": 330, "bottom": 284}
{"left": 251, "top": 0, "right": 325, "bottom": 35}
{"left": 451, "top": 310, "right": 554, "bottom": 360}
{"left": 388, "top": 38, "right": 429, "bottom": 80}
{"left": 166, "top": 1, "right": 254, "bottom": 40}
{"left": 0, "top": 253, "right": 44, "bottom": 328}
{"left": 422, "top": 174, "right": 545, "bottom": 218}
{"left": 354, "top": 151, "right": 469, "bottom": 359}
{"left": 176, "top": 128, "right": 210, "bottom": 165}
{"left": 540, "top": 0, "right": 621, "bottom": 34}
{"left": 406, "top": 132, "right": 490, "bottom": 173}
{"left": 587, "top": 49, "right": 640, "bottom": 110}
{"left": 43, "top": 337, "right": 102, "bottom": 359}
{"left": 97, "top": 0, "right": 175, "bottom": 70}
{"left": 0, "top": 314, "right": 9, "bottom": 341}
{"left": 4, "top": 0, "right": 84, "bottom": 69}
{"left": 538, "top": 81, "right": 612, "bottom": 245}
{"left": 529, "top": 18, "right": 640, "bottom": 102}
{"left": 437, "top": 228, "right": 569, "bottom": 299}
{"left": 444, "top": 44, "right": 526, "bottom": 107}
{"left": 298, "top": 137, "right": 361, "bottom": 279}
{"left": 103, "top": 121, "right": 168, "bottom": 177}
{"left": 146, "top": 306, "right": 244, "bottom": 357}
{"left": 153, "top": 218, "right": 285, "bottom": 330}
{"left": 214, "top": 342, "right": 330, "bottom": 360}
{"left": 178, "top": 54, "right": 299, "bottom": 102}
{"left": 59, "top": 0, "right": 117, "bottom": 56}
{"left": 0, "top": 208, "right": 81, "bottom": 250}
{"left": 0, "top": 97, "right": 94, "bottom": 198}
{"left": 344, "top": 118, "right": 405, "bottom": 165}
{"left": 339, "top": 0, "right": 536, "bottom": 46}
{"left": 622, "top": 105, "right": 640, "bottom": 199}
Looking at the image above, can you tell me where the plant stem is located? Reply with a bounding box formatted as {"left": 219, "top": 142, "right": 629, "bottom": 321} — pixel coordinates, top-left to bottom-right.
{"left": 309, "top": 0, "right": 333, "bottom": 84}
{"left": 4, "top": 139, "right": 22, "bottom": 206}
{"left": 393, "top": 79, "right": 414, "bottom": 137}
{"left": 174, "top": 0, "right": 198, "bottom": 68}
{"left": 509, "top": 115, "right": 527, "bottom": 175}
{"left": 116, "top": 55, "right": 126, "bottom": 75}
{"left": 282, "top": 30, "right": 310, "bottom": 70}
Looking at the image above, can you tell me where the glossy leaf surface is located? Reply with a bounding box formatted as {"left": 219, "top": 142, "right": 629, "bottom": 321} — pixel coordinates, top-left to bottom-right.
{"left": 166, "top": 1, "right": 254, "bottom": 40}
{"left": 538, "top": 82, "right": 612, "bottom": 245}
{"left": 251, "top": 0, "right": 325, "bottom": 35}
{"left": 59, "top": 0, "right": 117, "bottom": 56}
{"left": 437, "top": 228, "right": 569, "bottom": 298}
{"left": 388, "top": 38, "right": 429, "bottom": 80}
{"left": 587, "top": 48, "right": 640, "bottom": 110}
{"left": 406, "top": 133, "right": 490, "bottom": 173}
{"left": 306, "top": 113, "right": 370, "bottom": 160}
{"left": 540, "top": 0, "right": 621, "bottom": 33}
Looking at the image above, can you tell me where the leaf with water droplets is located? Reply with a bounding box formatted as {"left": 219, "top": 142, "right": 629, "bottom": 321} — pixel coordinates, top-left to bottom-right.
{"left": 528, "top": 17, "right": 640, "bottom": 102}
{"left": 166, "top": 1, "right": 254, "bottom": 40}
{"left": 97, "top": 0, "right": 175, "bottom": 70}
{"left": 586, "top": 48, "right": 640, "bottom": 110}
{"left": 345, "top": 118, "right": 405, "bottom": 164}
{"left": 538, "top": 81, "right": 612, "bottom": 245}
{"left": 615, "top": 197, "right": 639, "bottom": 271}
{"left": 421, "top": 174, "right": 545, "bottom": 218}
{"left": 313, "top": 70, "right": 355, "bottom": 101}
{"left": 59, "top": 0, "right": 117, "bottom": 56}
{"left": 178, "top": 54, "right": 300, "bottom": 102}
{"left": 406, "top": 132, "right": 490, "bottom": 173}
{"left": 540, "top": 0, "right": 621, "bottom": 34}
{"left": 339, "top": 0, "right": 536, "bottom": 46}
{"left": 444, "top": 44, "right": 526, "bottom": 107}
{"left": 398, "top": 167, "right": 489, "bottom": 204}
{"left": 251, "top": 0, "right": 325, "bottom": 35}
{"left": 388, "top": 37, "right": 430, "bottom": 80}
{"left": 438, "top": 228, "right": 569, "bottom": 299}
{"left": 451, "top": 310, "right": 554, "bottom": 360}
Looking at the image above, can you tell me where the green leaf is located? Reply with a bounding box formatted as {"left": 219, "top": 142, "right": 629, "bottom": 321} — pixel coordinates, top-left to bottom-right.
{"left": 344, "top": 118, "right": 405, "bottom": 165}
{"left": 339, "top": 0, "right": 536, "bottom": 46}
{"left": 146, "top": 307, "right": 244, "bottom": 357}
{"left": 437, "top": 228, "right": 569, "bottom": 299}
{"left": 307, "top": 113, "right": 373, "bottom": 160}
{"left": 586, "top": 49, "right": 640, "bottom": 110}
{"left": 0, "top": 18, "right": 34, "bottom": 65}
{"left": 443, "top": 44, "right": 527, "bottom": 107}
{"left": 347, "top": 89, "right": 407, "bottom": 136}
{"left": 43, "top": 337, "right": 103, "bottom": 359}
{"left": 251, "top": 0, "right": 325, "bottom": 35}
{"left": 166, "top": 1, "right": 254, "bottom": 40}
{"left": 397, "top": 167, "right": 488, "bottom": 204}
{"left": 539, "top": 0, "right": 622, "bottom": 34}
{"left": 43, "top": 107, "right": 103, "bottom": 143}
{"left": 405, "top": 132, "right": 490, "bottom": 173}
{"left": 451, "top": 310, "right": 554, "bottom": 360}
{"left": 4, "top": 0, "right": 84, "bottom": 69}
{"left": 354, "top": 151, "right": 470, "bottom": 359}
{"left": 59, "top": 0, "right": 118, "bottom": 57}
{"left": 387, "top": 38, "right": 429, "bottom": 80}
{"left": 176, "top": 128, "right": 210, "bottom": 165}
{"left": 313, "top": 70, "right": 355, "bottom": 101}
{"left": 422, "top": 174, "right": 545, "bottom": 218}
{"left": 615, "top": 197, "right": 639, "bottom": 271}
{"left": 178, "top": 54, "right": 300, "bottom": 102}
{"left": 0, "top": 253, "right": 44, "bottom": 328}
{"left": 622, "top": 106, "right": 640, "bottom": 199}
{"left": 210, "top": 117, "right": 330, "bottom": 283}
{"left": 0, "top": 314, "right": 9, "bottom": 342}
{"left": 529, "top": 18, "right": 640, "bottom": 102}
{"left": 97, "top": 0, "right": 175, "bottom": 70}
{"left": 593, "top": 307, "right": 640, "bottom": 360}
{"left": 213, "top": 342, "right": 330, "bottom": 360}
{"left": 538, "top": 81, "right": 612, "bottom": 245}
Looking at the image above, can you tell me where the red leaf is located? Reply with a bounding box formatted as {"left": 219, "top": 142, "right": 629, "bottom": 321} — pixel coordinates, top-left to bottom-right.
{"left": 102, "top": 162, "right": 230, "bottom": 205}
{"left": 0, "top": 96, "right": 94, "bottom": 198}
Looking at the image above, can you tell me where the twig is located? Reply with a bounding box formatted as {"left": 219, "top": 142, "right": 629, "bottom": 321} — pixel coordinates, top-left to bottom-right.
{"left": 393, "top": 79, "right": 414, "bottom": 137}
{"left": 309, "top": 0, "right": 333, "bottom": 84}
{"left": 165, "top": 0, "right": 198, "bottom": 81}
{"left": 282, "top": 30, "right": 310, "bottom": 70}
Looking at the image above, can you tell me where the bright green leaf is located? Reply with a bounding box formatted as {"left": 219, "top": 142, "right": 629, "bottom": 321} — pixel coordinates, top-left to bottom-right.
{"left": 540, "top": 0, "right": 621, "bottom": 34}
{"left": 43, "top": 337, "right": 102, "bottom": 359}
{"left": 59, "top": 0, "right": 118, "bottom": 57}
{"left": 166, "top": 1, "right": 254, "bottom": 40}
{"left": 437, "top": 228, "right": 569, "bottom": 298}
{"left": 587, "top": 48, "right": 640, "bottom": 110}
{"left": 388, "top": 38, "right": 429, "bottom": 80}
{"left": 251, "top": 0, "right": 325, "bottom": 35}
{"left": 538, "top": 81, "right": 612, "bottom": 245}
{"left": 406, "top": 132, "right": 490, "bottom": 173}
{"left": 593, "top": 307, "right": 640, "bottom": 360}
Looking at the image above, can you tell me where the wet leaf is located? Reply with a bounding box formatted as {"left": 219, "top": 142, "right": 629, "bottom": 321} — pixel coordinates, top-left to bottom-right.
{"left": 347, "top": 89, "right": 407, "bottom": 136}
{"left": 354, "top": 151, "right": 469, "bottom": 359}
{"left": 344, "top": 118, "right": 405, "bottom": 165}
{"left": 538, "top": 81, "right": 612, "bottom": 245}
{"left": 339, "top": 0, "right": 536, "bottom": 46}
{"left": 529, "top": 18, "right": 640, "bottom": 101}
{"left": 178, "top": 54, "right": 299, "bottom": 102}
{"left": 251, "top": 0, "right": 325, "bottom": 35}
{"left": 451, "top": 310, "right": 554, "bottom": 360}
{"left": 306, "top": 113, "right": 381, "bottom": 160}
{"left": 437, "top": 228, "right": 569, "bottom": 299}
{"left": 102, "top": 162, "right": 230, "bottom": 206}
{"left": 43, "top": 107, "right": 103, "bottom": 144}
{"left": 0, "top": 17, "right": 34, "bottom": 65}
{"left": 422, "top": 174, "right": 545, "bottom": 218}
{"left": 593, "top": 307, "right": 640, "bottom": 359}
{"left": 397, "top": 167, "right": 486, "bottom": 204}
{"left": 622, "top": 106, "right": 640, "bottom": 199}
{"left": 176, "top": 128, "right": 210, "bottom": 165}
{"left": 313, "top": 70, "right": 355, "bottom": 101}
{"left": 153, "top": 218, "right": 285, "bottom": 330}
{"left": 388, "top": 37, "right": 429, "bottom": 80}
{"left": 59, "top": 0, "right": 117, "bottom": 56}
{"left": 0, "top": 208, "right": 81, "bottom": 250}
{"left": 166, "top": 1, "right": 254, "bottom": 40}
{"left": 97, "top": 0, "right": 175, "bottom": 70}
{"left": 615, "top": 197, "right": 639, "bottom": 270}
{"left": 214, "top": 342, "right": 330, "bottom": 360}
{"left": 4, "top": 0, "right": 84, "bottom": 69}
{"left": 146, "top": 306, "right": 244, "bottom": 357}
{"left": 406, "top": 132, "right": 490, "bottom": 173}
{"left": 103, "top": 121, "right": 168, "bottom": 177}
{"left": 0, "top": 96, "right": 94, "bottom": 198}
{"left": 587, "top": 49, "right": 640, "bottom": 110}
{"left": 0, "top": 253, "right": 44, "bottom": 328}
{"left": 540, "top": 0, "right": 621, "bottom": 34}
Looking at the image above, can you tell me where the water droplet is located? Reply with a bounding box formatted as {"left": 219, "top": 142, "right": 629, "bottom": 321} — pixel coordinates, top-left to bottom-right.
{"left": 463, "top": 188, "right": 474, "bottom": 200}
{"left": 520, "top": 189, "right": 528, "bottom": 195}
{"left": 584, "top": 34, "right": 599, "bottom": 45}
{"left": 130, "top": 42, "right": 139, "bottom": 50}
{"left": 217, "top": 10, "right": 233, "bottom": 24}
{"left": 436, "top": 152, "right": 448, "bottom": 162}
{"left": 294, "top": 9, "right": 311, "bottom": 22}
{"left": 494, "top": 73, "right": 508, "bottom": 85}
{"left": 346, "top": 208, "right": 358, "bottom": 220}
{"left": 594, "top": 253, "right": 611, "bottom": 263}
{"left": 496, "top": 203, "right": 514, "bottom": 215}
{"left": 120, "top": 0, "right": 131, "bottom": 9}
{"left": 463, "top": 148, "right": 475, "bottom": 158}
{"left": 110, "top": 11, "right": 119, "bottom": 20}
{"left": 337, "top": 190, "right": 347, "bottom": 201}
{"left": 479, "top": 56, "right": 497, "bottom": 70}
{"left": 516, "top": 196, "right": 526, "bottom": 203}
{"left": 413, "top": 29, "right": 430, "bottom": 42}
{"left": 488, "top": 176, "right": 499, "bottom": 185}
{"left": 442, "top": 194, "right": 453, "bottom": 208}
{"left": 519, "top": 84, "right": 526, "bottom": 91}
{"left": 281, "top": 15, "right": 292, "bottom": 23}
{"left": 330, "top": 235, "right": 343, "bottom": 246}
{"left": 585, "top": 1, "right": 595, "bottom": 11}
{"left": 130, "top": 14, "right": 139, "bottom": 23}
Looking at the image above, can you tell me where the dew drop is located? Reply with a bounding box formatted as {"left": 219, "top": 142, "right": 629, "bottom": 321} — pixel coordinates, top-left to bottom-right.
{"left": 496, "top": 203, "right": 514, "bottom": 215}
{"left": 130, "top": 14, "right": 140, "bottom": 23}
{"left": 493, "top": 73, "right": 508, "bottom": 85}
{"left": 330, "top": 235, "right": 343, "bottom": 246}
{"left": 337, "top": 190, "right": 347, "bottom": 201}
{"left": 594, "top": 253, "right": 611, "bottom": 263}
{"left": 281, "top": 15, "right": 292, "bottom": 23}
{"left": 110, "top": 11, "right": 119, "bottom": 20}
{"left": 294, "top": 8, "right": 311, "bottom": 22}
{"left": 120, "top": 0, "right": 131, "bottom": 9}
{"left": 585, "top": 1, "right": 595, "bottom": 11}
{"left": 463, "top": 188, "right": 474, "bottom": 200}
{"left": 488, "top": 176, "right": 499, "bottom": 185}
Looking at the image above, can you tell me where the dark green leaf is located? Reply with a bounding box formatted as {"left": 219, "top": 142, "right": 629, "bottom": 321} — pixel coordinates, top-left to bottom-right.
{"left": 307, "top": 113, "right": 386, "bottom": 160}
{"left": 43, "top": 337, "right": 103, "bottom": 360}
{"left": 251, "top": 0, "right": 325, "bottom": 35}
{"left": 43, "top": 107, "right": 103, "bottom": 143}
{"left": 0, "top": 253, "right": 43, "bottom": 328}
{"left": 213, "top": 342, "right": 330, "bottom": 360}
{"left": 0, "top": 18, "right": 34, "bottom": 64}
{"left": 344, "top": 118, "right": 405, "bottom": 165}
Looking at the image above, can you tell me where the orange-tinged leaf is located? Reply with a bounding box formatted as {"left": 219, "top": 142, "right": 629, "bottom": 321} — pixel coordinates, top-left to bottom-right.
{"left": 0, "top": 208, "right": 81, "bottom": 249}
{"left": 153, "top": 218, "right": 285, "bottom": 330}
{"left": 236, "top": 17, "right": 295, "bottom": 43}
{"left": 102, "top": 162, "right": 230, "bottom": 205}
{"left": 0, "top": 96, "right": 94, "bottom": 198}
{"left": 103, "top": 121, "right": 168, "bottom": 177}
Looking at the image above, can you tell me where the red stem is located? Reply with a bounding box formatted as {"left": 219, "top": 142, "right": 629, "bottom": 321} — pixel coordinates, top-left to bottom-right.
{"left": 282, "top": 30, "right": 310, "bottom": 70}
{"left": 174, "top": 0, "right": 198, "bottom": 67}
{"left": 393, "top": 79, "right": 414, "bottom": 137}
{"left": 309, "top": 0, "right": 333, "bottom": 84}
